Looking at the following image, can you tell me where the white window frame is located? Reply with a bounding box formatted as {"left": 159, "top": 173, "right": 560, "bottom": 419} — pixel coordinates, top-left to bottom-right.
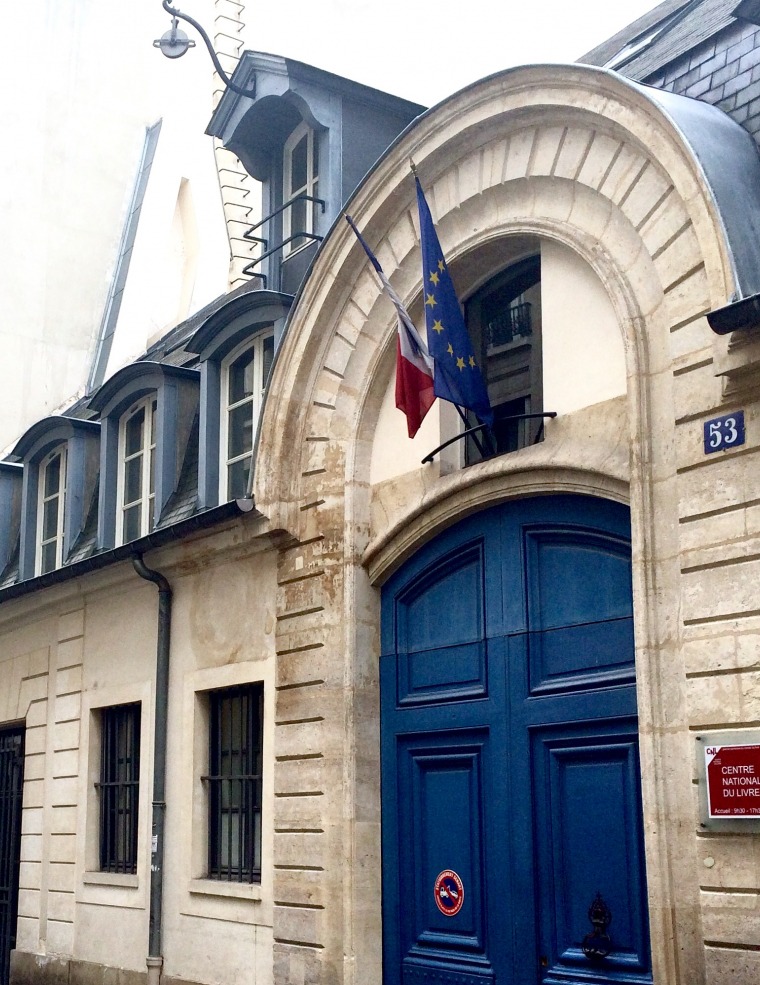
{"left": 283, "top": 121, "right": 319, "bottom": 256}
{"left": 36, "top": 444, "right": 67, "bottom": 574}
{"left": 219, "top": 332, "right": 274, "bottom": 502}
{"left": 117, "top": 395, "right": 157, "bottom": 545}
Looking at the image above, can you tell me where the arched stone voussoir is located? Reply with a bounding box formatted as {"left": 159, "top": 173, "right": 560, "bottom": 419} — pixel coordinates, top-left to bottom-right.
{"left": 253, "top": 64, "right": 744, "bottom": 535}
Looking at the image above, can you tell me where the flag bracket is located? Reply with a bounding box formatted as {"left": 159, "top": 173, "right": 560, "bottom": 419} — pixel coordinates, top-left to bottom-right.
{"left": 421, "top": 412, "right": 557, "bottom": 465}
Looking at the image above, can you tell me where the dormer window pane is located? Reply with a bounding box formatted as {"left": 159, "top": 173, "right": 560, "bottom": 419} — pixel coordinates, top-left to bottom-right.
{"left": 229, "top": 350, "right": 254, "bottom": 404}
{"left": 291, "top": 135, "right": 307, "bottom": 191}
{"left": 284, "top": 122, "right": 319, "bottom": 255}
{"left": 228, "top": 404, "right": 253, "bottom": 460}
{"left": 37, "top": 446, "right": 67, "bottom": 574}
{"left": 125, "top": 407, "right": 145, "bottom": 457}
{"left": 44, "top": 453, "right": 61, "bottom": 498}
{"left": 227, "top": 459, "right": 249, "bottom": 502}
{"left": 43, "top": 498, "right": 59, "bottom": 542}
{"left": 221, "top": 332, "right": 274, "bottom": 502}
{"left": 123, "top": 505, "right": 141, "bottom": 544}
{"left": 119, "top": 397, "right": 157, "bottom": 544}
{"left": 262, "top": 334, "right": 274, "bottom": 382}
{"left": 125, "top": 457, "right": 142, "bottom": 505}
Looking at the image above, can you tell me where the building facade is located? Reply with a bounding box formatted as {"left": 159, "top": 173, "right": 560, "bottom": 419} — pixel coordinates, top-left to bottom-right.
{"left": 1, "top": 4, "right": 760, "bottom": 985}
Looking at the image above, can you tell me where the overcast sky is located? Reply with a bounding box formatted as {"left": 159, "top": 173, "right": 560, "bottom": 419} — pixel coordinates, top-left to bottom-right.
{"left": 247, "top": 1, "right": 665, "bottom": 105}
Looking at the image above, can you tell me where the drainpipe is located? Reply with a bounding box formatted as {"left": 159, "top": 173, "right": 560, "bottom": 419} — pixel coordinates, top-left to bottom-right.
{"left": 132, "top": 555, "right": 172, "bottom": 985}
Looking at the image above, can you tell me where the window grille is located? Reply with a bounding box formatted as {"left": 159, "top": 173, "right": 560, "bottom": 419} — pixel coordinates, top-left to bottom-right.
{"left": 96, "top": 704, "right": 140, "bottom": 874}
{"left": 204, "top": 684, "right": 263, "bottom": 882}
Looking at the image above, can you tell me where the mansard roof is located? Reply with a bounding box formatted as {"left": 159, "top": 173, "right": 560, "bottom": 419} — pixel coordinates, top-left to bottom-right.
{"left": 581, "top": 0, "right": 742, "bottom": 80}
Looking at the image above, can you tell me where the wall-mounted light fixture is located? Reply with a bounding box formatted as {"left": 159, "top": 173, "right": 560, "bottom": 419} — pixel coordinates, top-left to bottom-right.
{"left": 153, "top": 1, "right": 255, "bottom": 98}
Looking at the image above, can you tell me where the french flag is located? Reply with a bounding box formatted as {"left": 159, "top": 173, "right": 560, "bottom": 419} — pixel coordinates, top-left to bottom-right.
{"left": 346, "top": 215, "right": 435, "bottom": 437}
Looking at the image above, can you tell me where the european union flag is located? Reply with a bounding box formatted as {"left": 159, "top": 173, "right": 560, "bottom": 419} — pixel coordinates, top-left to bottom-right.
{"left": 415, "top": 177, "right": 493, "bottom": 426}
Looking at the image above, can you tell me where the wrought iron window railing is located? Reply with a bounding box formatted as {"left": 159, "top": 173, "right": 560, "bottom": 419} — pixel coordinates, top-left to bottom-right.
{"left": 96, "top": 704, "right": 141, "bottom": 874}
{"left": 203, "top": 683, "right": 263, "bottom": 883}
{"left": 486, "top": 301, "right": 532, "bottom": 348}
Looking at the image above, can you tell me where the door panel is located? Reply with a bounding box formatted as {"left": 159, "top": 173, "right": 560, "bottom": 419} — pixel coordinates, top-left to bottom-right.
{"left": 531, "top": 724, "right": 652, "bottom": 984}
{"left": 396, "top": 732, "right": 495, "bottom": 984}
{"left": 381, "top": 496, "right": 651, "bottom": 985}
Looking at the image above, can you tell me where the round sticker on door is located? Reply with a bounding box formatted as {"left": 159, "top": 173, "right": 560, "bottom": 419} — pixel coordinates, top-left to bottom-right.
{"left": 434, "top": 869, "right": 464, "bottom": 916}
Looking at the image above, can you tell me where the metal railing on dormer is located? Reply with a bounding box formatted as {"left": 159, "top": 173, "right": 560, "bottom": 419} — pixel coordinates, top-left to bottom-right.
{"left": 242, "top": 193, "right": 327, "bottom": 286}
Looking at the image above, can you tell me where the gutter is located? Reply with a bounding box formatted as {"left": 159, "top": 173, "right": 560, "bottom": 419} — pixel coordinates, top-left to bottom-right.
{"left": 0, "top": 499, "right": 257, "bottom": 606}
{"left": 707, "top": 293, "right": 760, "bottom": 335}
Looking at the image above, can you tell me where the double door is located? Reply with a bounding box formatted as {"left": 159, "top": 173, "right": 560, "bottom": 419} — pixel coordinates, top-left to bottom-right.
{"left": 380, "top": 496, "right": 652, "bottom": 985}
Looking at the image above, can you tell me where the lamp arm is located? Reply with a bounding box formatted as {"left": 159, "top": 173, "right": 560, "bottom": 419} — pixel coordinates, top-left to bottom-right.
{"left": 161, "top": 1, "right": 255, "bottom": 98}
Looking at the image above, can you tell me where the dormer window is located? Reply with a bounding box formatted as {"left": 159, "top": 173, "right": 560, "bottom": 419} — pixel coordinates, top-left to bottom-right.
{"left": 119, "top": 396, "right": 157, "bottom": 544}
{"left": 222, "top": 333, "right": 274, "bottom": 500}
{"left": 12, "top": 417, "right": 101, "bottom": 582}
{"left": 186, "top": 291, "right": 290, "bottom": 510}
{"left": 283, "top": 122, "right": 319, "bottom": 255}
{"left": 88, "top": 362, "right": 199, "bottom": 551}
{"left": 38, "top": 445, "right": 67, "bottom": 574}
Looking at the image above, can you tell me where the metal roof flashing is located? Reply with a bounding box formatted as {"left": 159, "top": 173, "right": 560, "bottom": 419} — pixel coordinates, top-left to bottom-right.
{"left": 632, "top": 79, "right": 760, "bottom": 301}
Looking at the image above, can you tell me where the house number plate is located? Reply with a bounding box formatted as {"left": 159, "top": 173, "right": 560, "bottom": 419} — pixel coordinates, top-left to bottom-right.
{"left": 704, "top": 411, "right": 745, "bottom": 454}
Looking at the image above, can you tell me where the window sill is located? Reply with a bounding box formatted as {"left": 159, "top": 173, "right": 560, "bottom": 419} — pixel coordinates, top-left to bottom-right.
{"left": 83, "top": 871, "right": 139, "bottom": 888}
{"left": 188, "top": 879, "right": 262, "bottom": 901}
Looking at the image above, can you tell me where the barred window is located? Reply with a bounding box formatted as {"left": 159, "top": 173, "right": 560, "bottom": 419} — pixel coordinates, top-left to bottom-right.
{"left": 97, "top": 704, "right": 141, "bottom": 874}
{"left": 204, "top": 684, "right": 263, "bottom": 883}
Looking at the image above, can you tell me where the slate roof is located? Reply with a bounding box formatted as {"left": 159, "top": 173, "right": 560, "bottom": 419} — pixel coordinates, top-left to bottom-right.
{"left": 580, "top": 0, "right": 742, "bottom": 80}
{"left": 0, "top": 278, "right": 288, "bottom": 592}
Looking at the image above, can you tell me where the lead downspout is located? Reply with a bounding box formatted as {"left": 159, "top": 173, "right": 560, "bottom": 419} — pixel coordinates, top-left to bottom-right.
{"left": 133, "top": 555, "right": 172, "bottom": 985}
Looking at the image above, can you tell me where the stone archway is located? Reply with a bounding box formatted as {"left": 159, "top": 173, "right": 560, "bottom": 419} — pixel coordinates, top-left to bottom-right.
{"left": 253, "top": 65, "right": 746, "bottom": 985}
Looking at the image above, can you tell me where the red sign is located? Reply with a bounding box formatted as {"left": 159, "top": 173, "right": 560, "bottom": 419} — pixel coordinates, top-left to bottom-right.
{"left": 705, "top": 744, "right": 760, "bottom": 818}
{"left": 434, "top": 869, "right": 464, "bottom": 916}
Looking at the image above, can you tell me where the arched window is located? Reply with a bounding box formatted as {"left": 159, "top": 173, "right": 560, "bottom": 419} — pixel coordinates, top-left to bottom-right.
{"left": 37, "top": 445, "right": 67, "bottom": 574}
{"left": 118, "top": 396, "right": 157, "bottom": 544}
{"left": 220, "top": 332, "right": 275, "bottom": 500}
{"left": 283, "top": 121, "right": 319, "bottom": 255}
{"left": 465, "top": 254, "right": 542, "bottom": 461}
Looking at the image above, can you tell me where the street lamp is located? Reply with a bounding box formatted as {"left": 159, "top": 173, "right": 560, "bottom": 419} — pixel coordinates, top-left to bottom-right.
{"left": 153, "top": 1, "right": 255, "bottom": 97}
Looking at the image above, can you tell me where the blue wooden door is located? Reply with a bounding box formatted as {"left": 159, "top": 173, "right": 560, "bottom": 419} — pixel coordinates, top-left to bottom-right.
{"left": 380, "top": 496, "right": 652, "bottom": 985}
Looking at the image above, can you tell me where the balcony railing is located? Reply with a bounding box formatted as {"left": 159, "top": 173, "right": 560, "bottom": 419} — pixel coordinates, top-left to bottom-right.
{"left": 486, "top": 301, "right": 532, "bottom": 349}
{"left": 242, "top": 193, "right": 326, "bottom": 286}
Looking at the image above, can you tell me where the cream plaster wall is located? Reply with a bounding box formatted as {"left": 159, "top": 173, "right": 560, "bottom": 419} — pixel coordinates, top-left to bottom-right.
{"left": 0, "top": 516, "right": 279, "bottom": 985}
{"left": 542, "top": 238, "right": 626, "bottom": 414}
{"left": 0, "top": 1, "right": 230, "bottom": 454}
